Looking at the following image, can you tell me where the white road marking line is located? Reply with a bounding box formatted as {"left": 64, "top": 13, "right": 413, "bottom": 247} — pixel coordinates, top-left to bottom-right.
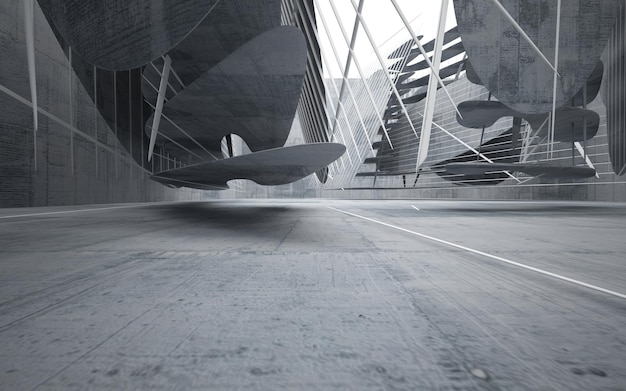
{"left": 411, "top": 205, "right": 420, "bottom": 211}
{"left": 328, "top": 206, "right": 626, "bottom": 300}
{"left": 0, "top": 202, "right": 176, "bottom": 220}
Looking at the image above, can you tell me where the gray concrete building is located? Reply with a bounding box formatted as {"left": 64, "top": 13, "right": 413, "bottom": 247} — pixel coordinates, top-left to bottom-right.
{"left": 1, "top": 1, "right": 625, "bottom": 390}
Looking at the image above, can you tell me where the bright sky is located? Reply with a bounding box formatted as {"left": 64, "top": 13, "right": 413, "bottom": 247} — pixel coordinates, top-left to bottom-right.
{"left": 315, "top": 0, "right": 458, "bottom": 78}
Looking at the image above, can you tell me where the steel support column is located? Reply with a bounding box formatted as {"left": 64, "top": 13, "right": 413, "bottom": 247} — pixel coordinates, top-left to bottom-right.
{"left": 416, "top": 0, "right": 448, "bottom": 169}
{"left": 148, "top": 55, "right": 172, "bottom": 161}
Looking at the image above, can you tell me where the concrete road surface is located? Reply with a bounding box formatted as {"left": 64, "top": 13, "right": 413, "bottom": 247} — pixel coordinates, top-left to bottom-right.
{"left": 0, "top": 199, "right": 625, "bottom": 390}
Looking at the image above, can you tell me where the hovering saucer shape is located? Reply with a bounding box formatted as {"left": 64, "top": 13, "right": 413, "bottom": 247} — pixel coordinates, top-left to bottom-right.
{"left": 456, "top": 101, "right": 599, "bottom": 142}
{"left": 38, "top": 0, "right": 220, "bottom": 70}
{"left": 150, "top": 143, "right": 346, "bottom": 190}
{"left": 455, "top": 101, "right": 536, "bottom": 128}
{"left": 453, "top": 0, "right": 619, "bottom": 113}
{"left": 445, "top": 162, "right": 596, "bottom": 179}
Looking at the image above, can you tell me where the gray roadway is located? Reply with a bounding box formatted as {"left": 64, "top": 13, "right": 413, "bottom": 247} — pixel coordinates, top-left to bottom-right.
{"left": 0, "top": 199, "right": 625, "bottom": 390}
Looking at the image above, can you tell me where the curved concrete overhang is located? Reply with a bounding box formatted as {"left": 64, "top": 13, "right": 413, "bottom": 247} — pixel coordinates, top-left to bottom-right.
{"left": 453, "top": 0, "right": 619, "bottom": 114}
{"left": 141, "top": 0, "right": 283, "bottom": 102}
{"left": 150, "top": 143, "right": 346, "bottom": 190}
{"left": 146, "top": 25, "right": 307, "bottom": 157}
{"left": 456, "top": 101, "right": 599, "bottom": 143}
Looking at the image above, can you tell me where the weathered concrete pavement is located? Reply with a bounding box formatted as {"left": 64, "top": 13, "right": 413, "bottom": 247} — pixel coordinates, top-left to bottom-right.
{"left": 1, "top": 199, "right": 625, "bottom": 390}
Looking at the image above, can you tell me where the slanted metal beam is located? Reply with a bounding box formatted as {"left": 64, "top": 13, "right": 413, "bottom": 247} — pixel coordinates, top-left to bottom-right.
{"left": 427, "top": 117, "right": 522, "bottom": 183}
{"left": 326, "top": 0, "right": 394, "bottom": 149}
{"left": 416, "top": 0, "right": 448, "bottom": 169}
{"left": 574, "top": 142, "right": 599, "bottom": 178}
{"left": 549, "top": 0, "right": 562, "bottom": 159}
{"left": 389, "top": 0, "right": 463, "bottom": 120}
{"left": 321, "top": 0, "right": 375, "bottom": 156}
{"left": 332, "top": 0, "right": 363, "bottom": 128}
{"left": 148, "top": 55, "right": 171, "bottom": 162}
{"left": 521, "top": 117, "right": 548, "bottom": 163}
{"left": 300, "top": 0, "right": 360, "bottom": 165}
{"left": 145, "top": 100, "right": 219, "bottom": 161}
{"left": 346, "top": 0, "right": 420, "bottom": 144}
{"left": 312, "top": 0, "right": 369, "bottom": 161}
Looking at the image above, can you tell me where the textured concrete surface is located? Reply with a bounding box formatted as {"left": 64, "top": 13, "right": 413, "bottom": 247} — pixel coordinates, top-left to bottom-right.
{"left": 453, "top": 0, "right": 620, "bottom": 113}
{"left": 141, "top": 0, "right": 283, "bottom": 103}
{"left": 0, "top": 1, "right": 209, "bottom": 207}
{"left": 150, "top": 26, "right": 307, "bottom": 157}
{"left": 1, "top": 199, "right": 625, "bottom": 390}
{"left": 37, "top": 0, "right": 221, "bottom": 70}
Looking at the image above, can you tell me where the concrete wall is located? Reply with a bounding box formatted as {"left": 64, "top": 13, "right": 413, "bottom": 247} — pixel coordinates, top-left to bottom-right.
{"left": 319, "top": 181, "right": 626, "bottom": 202}
{"left": 0, "top": 2, "right": 218, "bottom": 207}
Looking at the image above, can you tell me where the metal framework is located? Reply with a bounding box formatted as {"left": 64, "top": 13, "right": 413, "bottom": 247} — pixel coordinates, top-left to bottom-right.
{"left": 306, "top": 0, "right": 611, "bottom": 193}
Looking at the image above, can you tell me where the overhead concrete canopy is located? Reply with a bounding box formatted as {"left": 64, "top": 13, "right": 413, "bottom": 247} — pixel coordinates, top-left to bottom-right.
{"left": 37, "top": 0, "right": 221, "bottom": 70}
{"left": 141, "top": 0, "right": 283, "bottom": 103}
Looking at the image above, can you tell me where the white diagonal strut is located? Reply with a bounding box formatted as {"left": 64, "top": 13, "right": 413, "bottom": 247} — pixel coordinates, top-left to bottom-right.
{"left": 321, "top": 0, "right": 374, "bottom": 156}
{"left": 427, "top": 117, "right": 521, "bottom": 183}
{"left": 346, "top": 0, "right": 420, "bottom": 143}
{"left": 148, "top": 55, "right": 171, "bottom": 162}
{"left": 574, "top": 142, "right": 599, "bottom": 178}
{"left": 549, "top": 0, "right": 562, "bottom": 159}
{"left": 326, "top": 0, "right": 394, "bottom": 149}
{"left": 389, "top": 0, "right": 463, "bottom": 121}
{"left": 416, "top": 0, "right": 448, "bottom": 169}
